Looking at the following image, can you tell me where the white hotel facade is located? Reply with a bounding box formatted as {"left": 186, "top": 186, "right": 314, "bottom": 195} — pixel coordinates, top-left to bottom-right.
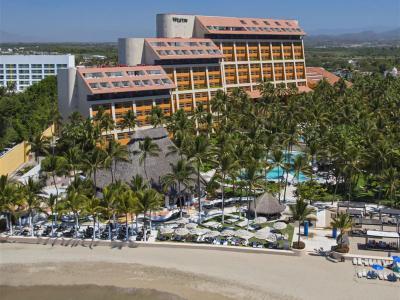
{"left": 0, "top": 54, "right": 75, "bottom": 91}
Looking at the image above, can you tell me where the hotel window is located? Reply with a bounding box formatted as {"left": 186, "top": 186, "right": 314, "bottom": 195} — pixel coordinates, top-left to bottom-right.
{"left": 240, "top": 20, "right": 247, "bottom": 25}
{"left": 19, "top": 80, "right": 30, "bottom": 85}
{"left": 18, "top": 64, "right": 29, "bottom": 68}
{"left": 19, "top": 69, "right": 29, "bottom": 74}
{"left": 275, "top": 21, "right": 281, "bottom": 26}
{"left": 44, "top": 69, "right": 55, "bottom": 74}
{"left": 127, "top": 70, "right": 145, "bottom": 76}
{"left": 89, "top": 82, "right": 99, "bottom": 89}
{"left": 6, "top": 64, "right": 16, "bottom": 68}
{"left": 6, "top": 75, "right": 17, "bottom": 79}
{"left": 105, "top": 71, "right": 123, "bottom": 77}
{"left": 263, "top": 21, "right": 270, "bottom": 25}
{"left": 57, "top": 64, "right": 67, "bottom": 68}
{"left": 32, "top": 69, "right": 42, "bottom": 74}
{"left": 19, "top": 75, "right": 30, "bottom": 79}
{"left": 31, "top": 64, "right": 42, "bottom": 68}
{"left": 147, "top": 69, "right": 162, "bottom": 75}
{"left": 44, "top": 64, "right": 55, "bottom": 68}
{"left": 32, "top": 75, "right": 42, "bottom": 79}
{"left": 99, "top": 82, "right": 110, "bottom": 88}
{"left": 150, "top": 41, "right": 166, "bottom": 47}
{"left": 252, "top": 20, "right": 259, "bottom": 25}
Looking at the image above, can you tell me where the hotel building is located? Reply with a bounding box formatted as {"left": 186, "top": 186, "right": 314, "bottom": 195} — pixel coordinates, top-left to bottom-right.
{"left": 0, "top": 55, "right": 75, "bottom": 91}
{"left": 58, "top": 13, "right": 308, "bottom": 144}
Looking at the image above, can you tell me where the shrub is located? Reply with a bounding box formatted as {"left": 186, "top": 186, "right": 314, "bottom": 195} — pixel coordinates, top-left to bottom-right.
{"left": 292, "top": 241, "right": 305, "bottom": 249}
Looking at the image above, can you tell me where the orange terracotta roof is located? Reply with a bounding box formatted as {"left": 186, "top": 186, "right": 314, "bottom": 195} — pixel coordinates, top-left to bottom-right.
{"left": 196, "top": 15, "right": 305, "bottom": 36}
{"left": 77, "top": 65, "right": 176, "bottom": 94}
{"left": 306, "top": 67, "right": 341, "bottom": 86}
{"left": 145, "top": 37, "right": 223, "bottom": 60}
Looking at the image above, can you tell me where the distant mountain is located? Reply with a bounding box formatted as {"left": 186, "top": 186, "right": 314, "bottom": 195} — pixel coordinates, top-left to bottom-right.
{"left": 305, "top": 28, "right": 400, "bottom": 46}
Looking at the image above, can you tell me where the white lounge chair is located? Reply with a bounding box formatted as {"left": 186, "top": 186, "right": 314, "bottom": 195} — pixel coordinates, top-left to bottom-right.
{"left": 357, "top": 271, "right": 363, "bottom": 278}
{"left": 358, "top": 258, "right": 363, "bottom": 266}
{"left": 378, "top": 272, "right": 384, "bottom": 280}
{"left": 369, "top": 259, "right": 373, "bottom": 266}
{"left": 353, "top": 258, "right": 357, "bottom": 265}
{"left": 362, "top": 269, "right": 367, "bottom": 277}
{"left": 383, "top": 273, "right": 388, "bottom": 280}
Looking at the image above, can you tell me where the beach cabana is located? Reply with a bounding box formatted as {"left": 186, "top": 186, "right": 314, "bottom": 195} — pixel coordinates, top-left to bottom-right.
{"left": 365, "top": 230, "right": 400, "bottom": 250}
{"left": 249, "top": 193, "right": 285, "bottom": 217}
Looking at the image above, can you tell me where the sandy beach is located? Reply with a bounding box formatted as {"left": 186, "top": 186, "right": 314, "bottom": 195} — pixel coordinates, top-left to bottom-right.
{"left": 0, "top": 242, "right": 397, "bottom": 300}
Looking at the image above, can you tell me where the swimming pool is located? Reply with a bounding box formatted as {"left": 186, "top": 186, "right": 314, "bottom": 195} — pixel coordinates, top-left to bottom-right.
{"left": 266, "top": 151, "right": 309, "bottom": 183}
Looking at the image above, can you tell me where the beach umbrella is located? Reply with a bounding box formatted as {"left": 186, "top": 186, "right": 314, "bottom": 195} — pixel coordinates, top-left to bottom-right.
{"left": 160, "top": 227, "right": 174, "bottom": 235}
{"left": 174, "top": 227, "right": 189, "bottom": 236}
{"left": 372, "top": 264, "right": 384, "bottom": 271}
{"left": 202, "top": 221, "right": 221, "bottom": 229}
{"left": 235, "top": 229, "right": 254, "bottom": 240}
{"left": 273, "top": 222, "right": 287, "bottom": 230}
{"left": 204, "top": 230, "right": 220, "bottom": 238}
{"left": 221, "top": 229, "right": 235, "bottom": 237}
{"left": 254, "top": 231, "right": 268, "bottom": 240}
{"left": 254, "top": 217, "right": 267, "bottom": 224}
{"left": 189, "top": 228, "right": 209, "bottom": 236}
{"left": 265, "top": 233, "right": 277, "bottom": 243}
{"left": 186, "top": 223, "right": 198, "bottom": 229}
{"left": 176, "top": 218, "right": 189, "bottom": 225}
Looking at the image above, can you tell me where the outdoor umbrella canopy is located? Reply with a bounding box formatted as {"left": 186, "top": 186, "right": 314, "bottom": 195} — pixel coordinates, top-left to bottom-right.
{"left": 189, "top": 228, "right": 210, "bottom": 236}
{"left": 174, "top": 227, "right": 190, "bottom": 236}
{"left": 202, "top": 221, "right": 221, "bottom": 228}
{"left": 392, "top": 256, "right": 400, "bottom": 263}
{"left": 221, "top": 229, "right": 235, "bottom": 237}
{"left": 176, "top": 218, "right": 189, "bottom": 225}
{"left": 254, "top": 217, "right": 267, "bottom": 224}
{"left": 265, "top": 233, "right": 277, "bottom": 243}
{"left": 160, "top": 227, "right": 174, "bottom": 235}
{"left": 185, "top": 223, "right": 198, "bottom": 229}
{"left": 254, "top": 231, "right": 269, "bottom": 240}
{"left": 372, "top": 264, "right": 384, "bottom": 271}
{"left": 273, "top": 222, "right": 287, "bottom": 230}
{"left": 235, "top": 229, "right": 254, "bottom": 240}
{"left": 204, "top": 230, "right": 220, "bottom": 238}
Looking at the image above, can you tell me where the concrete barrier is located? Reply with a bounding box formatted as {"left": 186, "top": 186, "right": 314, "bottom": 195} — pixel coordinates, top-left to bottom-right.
{"left": 0, "top": 236, "right": 296, "bottom": 256}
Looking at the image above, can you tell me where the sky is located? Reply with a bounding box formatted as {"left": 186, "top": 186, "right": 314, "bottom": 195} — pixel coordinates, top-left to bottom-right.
{"left": 0, "top": 0, "right": 399, "bottom": 42}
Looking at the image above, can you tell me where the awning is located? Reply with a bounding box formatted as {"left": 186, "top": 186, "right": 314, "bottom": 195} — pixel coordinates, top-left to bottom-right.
{"left": 366, "top": 230, "right": 400, "bottom": 239}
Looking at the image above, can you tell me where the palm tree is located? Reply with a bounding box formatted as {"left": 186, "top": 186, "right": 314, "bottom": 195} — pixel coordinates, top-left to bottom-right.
{"left": 136, "top": 188, "right": 163, "bottom": 241}
{"left": 120, "top": 110, "right": 136, "bottom": 133}
{"left": 41, "top": 155, "right": 67, "bottom": 199}
{"left": 116, "top": 189, "right": 137, "bottom": 241}
{"left": 149, "top": 106, "right": 165, "bottom": 128}
{"left": 161, "top": 159, "right": 195, "bottom": 218}
{"left": 28, "top": 134, "right": 50, "bottom": 163}
{"left": 330, "top": 212, "right": 352, "bottom": 248}
{"left": 100, "top": 184, "right": 117, "bottom": 240}
{"left": 82, "top": 147, "right": 106, "bottom": 194}
{"left": 43, "top": 194, "right": 58, "bottom": 237}
{"left": 134, "top": 136, "right": 160, "bottom": 180}
{"left": 292, "top": 154, "right": 311, "bottom": 183}
{"left": 0, "top": 175, "right": 21, "bottom": 235}
{"left": 104, "top": 139, "right": 129, "bottom": 183}
{"left": 64, "top": 146, "right": 82, "bottom": 179}
{"left": 215, "top": 152, "right": 239, "bottom": 224}
{"left": 61, "top": 188, "right": 87, "bottom": 238}
{"left": 84, "top": 196, "right": 103, "bottom": 240}
{"left": 22, "top": 178, "right": 44, "bottom": 237}
{"left": 210, "top": 90, "right": 228, "bottom": 123}
{"left": 289, "top": 199, "right": 316, "bottom": 247}
{"left": 270, "top": 149, "right": 285, "bottom": 203}
{"left": 242, "top": 159, "right": 264, "bottom": 223}
{"left": 186, "top": 134, "right": 215, "bottom": 222}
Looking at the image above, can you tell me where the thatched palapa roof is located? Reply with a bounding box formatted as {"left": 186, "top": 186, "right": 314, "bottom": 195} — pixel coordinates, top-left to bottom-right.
{"left": 96, "top": 127, "right": 180, "bottom": 189}
{"left": 249, "top": 192, "right": 285, "bottom": 216}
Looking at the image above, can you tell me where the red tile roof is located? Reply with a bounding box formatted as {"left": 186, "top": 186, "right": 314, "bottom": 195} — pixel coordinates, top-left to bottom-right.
{"left": 306, "top": 67, "right": 341, "bottom": 86}
{"left": 77, "top": 66, "right": 176, "bottom": 94}
{"left": 196, "top": 15, "right": 305, "bottom": 36}
{"left": 145, "top": 38, "right": 223, "bottom": 60}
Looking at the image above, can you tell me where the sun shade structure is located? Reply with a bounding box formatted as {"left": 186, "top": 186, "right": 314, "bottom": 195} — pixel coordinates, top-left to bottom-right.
{"left": 159, "top": 227, "right": 174, "bottom": 235}
{"left": 174, "top": 227, "right": 190, "bottom": 236}
{"left": 204, "top": 230, "right": 221, "bottom": 238}
{"left": 77, "top": 66, "right": 176, "bottom": 94}
{"left": 254, "top": 216, "right": 267, "bottom": 224}
{"left": 175, "top": 218, "right": 190, "bottom": 225}
{"left": 221, "top": 229, "right": 235, "bottom": 237}
{"left": 185, "top": 223, "right": 198, "bottom": 229}
{"left": 249, "top": 193, "right": 286, "bottom": 216}
{"left": 273, "top": 222, "right": 287, "bottom": 230}
{"left": 235, "top": 229, "right": 254, "bottom": 240}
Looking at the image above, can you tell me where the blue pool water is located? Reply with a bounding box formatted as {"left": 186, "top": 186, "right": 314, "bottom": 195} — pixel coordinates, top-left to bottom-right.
{"left": 266, "top": 151, "right": 309, "bottom": 183}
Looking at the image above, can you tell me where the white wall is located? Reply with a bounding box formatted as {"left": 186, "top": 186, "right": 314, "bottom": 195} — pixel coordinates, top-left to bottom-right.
{"left": 156, "top": 14, "right": 196, "bottom": 38}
